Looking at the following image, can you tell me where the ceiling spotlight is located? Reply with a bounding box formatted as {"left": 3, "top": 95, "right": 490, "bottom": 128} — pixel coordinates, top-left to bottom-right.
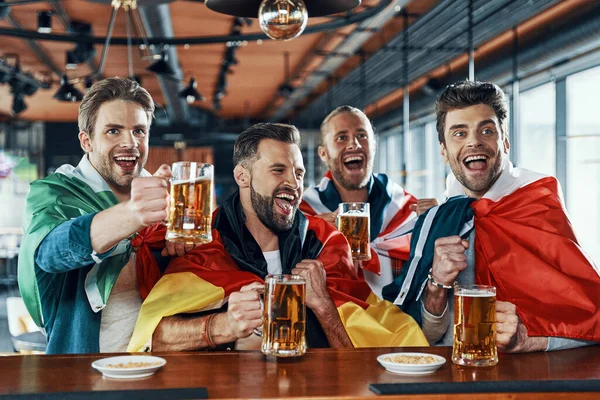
{"left": 12, "top": 94, "right": 27, "bottom": 115}
{"left": 53, "top": 74, "right": 84, "bottom": 102}
{"left": 259, "top": 0, "right": 308, "bottom": 41}
{"left": 147, "top": 48, "right": 177, "bottom": 80}
{"left": 65, "top": 22, "right": 96, "bottom": 67}
{"left": 0, "top": 0, "right": 11, "bottom": 19}
{"left": 179, "top": 77, "right": 205, "bottom": 104}
{"left": 66, "top": 51, "right": 78, "bottom": 70}
{"left": 84, "top": 76, "right": 94, "bottom": 90}
{"left": 421, "top": 77, "right": 443, "bottom": 96}
{"left": 37, "top": 11, "right": 52, "bottom": 34}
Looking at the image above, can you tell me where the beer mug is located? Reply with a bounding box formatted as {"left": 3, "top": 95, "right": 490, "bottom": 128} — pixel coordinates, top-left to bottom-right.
{"left": 166, "top": 162, "right": 213, "bottom": 244}
{"left": 337, "top": 202, "right": 371, "bottom": 261}
{"left": 452, "top": 285, "right": 498, "bottom": 367}
{"left": 259, "top": 274, "right": 306, "bottom": 357}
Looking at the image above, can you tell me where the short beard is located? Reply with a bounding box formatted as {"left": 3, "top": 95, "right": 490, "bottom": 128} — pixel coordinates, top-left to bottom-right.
{"left": 327, "top": 152, "right": 372, "bottom": 191}
{"left": 250, "top": 182, "right": 295, "bottom": 233}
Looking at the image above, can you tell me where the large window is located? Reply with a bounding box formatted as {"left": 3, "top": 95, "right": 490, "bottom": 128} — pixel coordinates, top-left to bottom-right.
{"left": 566, "top": 65, "right": 600, "bottom": 265}
{"left": 424, "top": 121, "right": 447, "bottom": 199}
{"left": 518, "top": 82, "right": 556, "bottom": 176}
{"left": 405, "top": 126, "right": 426, "bottom": 198}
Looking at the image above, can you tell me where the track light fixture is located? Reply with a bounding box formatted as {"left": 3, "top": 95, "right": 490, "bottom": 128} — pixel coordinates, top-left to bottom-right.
{"left": 146, "top": 47, "right": 177, "bottom": 81}
{"left": 53, "top": 74, "right": 83, "bottom": 102}
{"left": 65, "top": 22, "right": 96, "bottom": 68}
{"left": 179, "top": 77, "right": 205, "bottom": 104}
{"left": 12, "top": 93, "right": 27, "bottom": 115}
{"left": 84, "top": 76, "right": 94, "bottom": 90}
{"left": 37, "top": 10, "right": 52, "bottom": 34}
{"left": 0, "top": 0, "right": 10, "bottom": 20}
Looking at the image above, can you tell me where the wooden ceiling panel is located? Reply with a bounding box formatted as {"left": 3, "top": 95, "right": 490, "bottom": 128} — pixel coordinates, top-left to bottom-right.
{"left": 0, "top": 0, "right": 439, "bottom": 122}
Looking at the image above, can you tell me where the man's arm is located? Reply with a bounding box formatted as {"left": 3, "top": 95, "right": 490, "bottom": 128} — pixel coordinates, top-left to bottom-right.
{"left": 420, "top": 300, "right": 450, "bottom": 344}
{"left": 152, "top": 283, "right": 263, "bottom": 351}
{"left": 292, "top": 260, "right": 353, "bottom": 348}
{"left": 422, "top": 236, "right": 469, "bottom": 315}
{"left": 90, "top": 166, "right": 171, "bottom": 254}
{"left": 35, "top": 213, "right": 117, "bottom": 274}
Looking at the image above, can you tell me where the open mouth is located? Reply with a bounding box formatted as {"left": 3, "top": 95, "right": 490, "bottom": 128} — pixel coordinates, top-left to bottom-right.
{"left": 273, "top": 191, "right": 298, "bottom": 216}
{"left": 113, "top": 155, "right": 139, "bottom": 171}
{"left": 342, "top": 154, "right": 365, "bottom": 172}
{"left": 462, "top": 154, "right": 489, "bottom": 171}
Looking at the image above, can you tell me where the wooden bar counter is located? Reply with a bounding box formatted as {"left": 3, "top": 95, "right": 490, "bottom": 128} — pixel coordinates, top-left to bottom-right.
{"left": 1, "top": 346, "right": 599, "bottom": 399}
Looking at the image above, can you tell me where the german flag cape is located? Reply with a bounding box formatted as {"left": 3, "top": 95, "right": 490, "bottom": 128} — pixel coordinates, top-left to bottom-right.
{"left": 18, "top": 155, "right": 165, "bottom": 329}
{"left": 385, "top": 160, "right": 600, "bottom": 340}
{"left": 301, "top": 172, "right": 417, "bottom": 299}
{"left": 128, "top": 192, "right": 427, "bottom": 351}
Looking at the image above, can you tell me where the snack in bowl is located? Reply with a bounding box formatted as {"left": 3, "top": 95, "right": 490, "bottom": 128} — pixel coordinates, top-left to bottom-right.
{"left": 377, "top": 352, "right": 446, "bottom": 375}
{"left": 382, "top": 355, "right": 439, "bottom": 365}
{"left": 106, "top": 361, "right": 164, "bottom": 369}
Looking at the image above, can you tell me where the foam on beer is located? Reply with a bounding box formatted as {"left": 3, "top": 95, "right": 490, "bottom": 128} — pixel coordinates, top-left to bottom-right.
{"left": 171, "top": 176, "right": 211, "bottom": 186}
{"left": 456, "top": 289, "right": 495, "bottom": 297}
{"left": 339, "top": 210, "right": 369, "bottom": 217}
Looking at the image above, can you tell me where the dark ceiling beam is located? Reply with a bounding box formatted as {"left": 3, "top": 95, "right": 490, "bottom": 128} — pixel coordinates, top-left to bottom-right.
{"left": 5, "top": 14, "right": 62, "bottom": 77}
{"left": 138, "top": 4, "right": 189, "bottom": 124}
{"left": 48, "top": 0, "right": 102, "bottom": 77}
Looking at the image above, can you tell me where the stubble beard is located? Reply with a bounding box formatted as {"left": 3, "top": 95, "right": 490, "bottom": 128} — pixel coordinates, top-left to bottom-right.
{"left": 94, "top": 150, "right": 146, "bottom": 192}
{"left": 448, "top": 149, "right": 504, "bottom": 197}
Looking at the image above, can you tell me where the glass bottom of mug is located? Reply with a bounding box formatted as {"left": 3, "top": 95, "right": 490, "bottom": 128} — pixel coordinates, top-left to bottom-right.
{"left": 166, "top": 231, "right": 212, "bottom": 244}
{"left": 263, "top": 349, "right": 305, "bottom": 358}
{"left": 262, "top": 344, "right": 306, "bottom": 358}
{"left": 352, "top": 254, "right": 371, "bottom": 261}
{"left": 452, "top": 355, "right": 498, "bottom": 367}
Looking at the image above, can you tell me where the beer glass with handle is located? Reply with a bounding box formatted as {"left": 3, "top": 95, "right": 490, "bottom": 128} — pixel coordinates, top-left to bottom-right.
{"left": 166, "top": 162, "right": 213, "bottom": 244}
{"left": 452, "top": 284, "right": 498, "bottom": 367}
{"left": 337, "top": 202, "right": 371, "bottom": 262}
{"left": 259, "top": 274, "right": 306, "bottom": 357}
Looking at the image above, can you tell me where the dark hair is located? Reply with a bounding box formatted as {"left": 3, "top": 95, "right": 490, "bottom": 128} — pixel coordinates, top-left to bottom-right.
{"left": 435, "top": 80, "right": 508, "bottom": 144}
{"left": 78, "top": 77, "right": 154, "bottom": 137}
{"left": 233, "top": 123, "right": 301, "bottom": 167}
{"left": 320, "top": 105, "right": 371, "bottom": 144}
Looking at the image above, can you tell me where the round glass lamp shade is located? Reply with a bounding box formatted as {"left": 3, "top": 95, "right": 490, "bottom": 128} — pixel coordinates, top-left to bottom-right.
{"left": 259, "top": 0, "right": 308, "bottom": 41}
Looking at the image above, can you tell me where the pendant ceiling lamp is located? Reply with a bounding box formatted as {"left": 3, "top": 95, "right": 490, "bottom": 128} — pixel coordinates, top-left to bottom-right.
{"left": 205, "top": 0, "right": 361, "bottom": 41}
{"left": 205, "top": 0, "right": 361, "bottom": 18}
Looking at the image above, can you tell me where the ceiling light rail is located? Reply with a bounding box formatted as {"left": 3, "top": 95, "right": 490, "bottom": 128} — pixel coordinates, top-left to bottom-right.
{"left": 0, "top": 0, "right": 393, "bottom": 46}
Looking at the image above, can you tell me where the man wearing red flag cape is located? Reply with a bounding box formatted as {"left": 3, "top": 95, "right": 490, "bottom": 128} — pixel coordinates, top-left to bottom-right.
{"left": 128, "top": 123, "right": 427, "bottom": 352}
{"left": 384, "top": 81, "right": 599, "bottom": 352}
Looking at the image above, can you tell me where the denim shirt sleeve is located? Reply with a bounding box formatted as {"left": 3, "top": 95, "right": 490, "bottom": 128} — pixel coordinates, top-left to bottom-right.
{"left": 35, "top": 212, "right": 117, "bottom": 273}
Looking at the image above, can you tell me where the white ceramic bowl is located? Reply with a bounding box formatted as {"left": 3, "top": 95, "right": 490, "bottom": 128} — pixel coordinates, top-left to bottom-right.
{"left": 91, "top": 355, "right": 166, "bottom": 379}
{"left": 377, "top": 352, "right": 446, "bottom": 375}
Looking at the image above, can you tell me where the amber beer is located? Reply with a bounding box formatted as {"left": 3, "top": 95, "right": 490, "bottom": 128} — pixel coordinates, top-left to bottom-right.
{"left": 337, "top": 202, "right": 371, "bottom": 261}
{"left": 166, "top": 162, "right": 213, "bottom": 244}
{"left": 261, "top": 274, "right": 306, "bottom": 357}
{"left": 452, "top": 285, "right": 498, "bottom": 367}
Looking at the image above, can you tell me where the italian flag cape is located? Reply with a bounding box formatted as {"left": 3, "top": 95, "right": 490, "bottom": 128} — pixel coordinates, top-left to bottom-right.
{"left": 128, "top": 192, "right": 427, "bottom": 351}
{"left": 300, "top": 172, "right": 417, "bottom": 299}
{"left": 18, "top": 155, "right": 165, "bottom": 328}
{"left": 386, "top": 159, "right": 600, "bottom": 340}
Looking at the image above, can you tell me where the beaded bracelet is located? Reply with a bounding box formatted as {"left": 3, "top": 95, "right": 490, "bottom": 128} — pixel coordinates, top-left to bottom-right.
{"left": 202, "top": 314, "right": 217, "bottom": 349}
{"left": 427, "top": 268, "right": 454, "bottom": 289}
